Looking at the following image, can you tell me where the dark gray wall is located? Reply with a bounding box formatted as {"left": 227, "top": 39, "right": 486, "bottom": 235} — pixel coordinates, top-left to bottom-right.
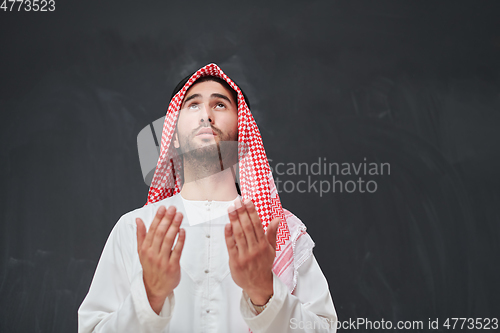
{"left": 1, "top": 0, "right": 499, "bottom": 332}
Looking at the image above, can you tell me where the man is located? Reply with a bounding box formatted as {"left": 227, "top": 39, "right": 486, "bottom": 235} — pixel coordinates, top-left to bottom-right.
{"left": 78, "top": 63, "right": 337, "bottom": 332}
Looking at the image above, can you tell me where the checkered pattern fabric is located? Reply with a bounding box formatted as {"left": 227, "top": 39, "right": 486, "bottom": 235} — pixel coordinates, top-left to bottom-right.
{"left": 144, "top": 63, "right": 310, "bottom": 295}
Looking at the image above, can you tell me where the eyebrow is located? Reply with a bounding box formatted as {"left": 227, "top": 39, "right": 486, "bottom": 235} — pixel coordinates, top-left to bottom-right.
{"left": 183, "top": 93, "right": 201, "bottom": 104}
{"left": 183, "top": 93, "right": 233, "bottom": 105}
{"left": 210, "top": 93, "right": 233, "bottom": 105}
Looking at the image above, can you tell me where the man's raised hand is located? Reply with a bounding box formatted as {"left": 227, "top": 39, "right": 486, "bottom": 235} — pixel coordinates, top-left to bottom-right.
{"left": 136, "top": 205, "right": 185, "bottom": 315}
{"left": 224, "top": 199, "right": 281, "bottom": 306}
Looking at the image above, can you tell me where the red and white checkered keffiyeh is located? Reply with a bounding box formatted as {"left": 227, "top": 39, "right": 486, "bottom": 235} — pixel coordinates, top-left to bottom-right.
{"left": 144, "top": 63, "right": 313, "bottom": 295}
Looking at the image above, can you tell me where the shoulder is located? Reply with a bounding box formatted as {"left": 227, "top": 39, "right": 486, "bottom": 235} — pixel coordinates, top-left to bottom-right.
{"left": 282, "top": 208, "right": 309, "bottom": 238}
{"left": 282, "top": 207, "right": 316, "bottom": 267}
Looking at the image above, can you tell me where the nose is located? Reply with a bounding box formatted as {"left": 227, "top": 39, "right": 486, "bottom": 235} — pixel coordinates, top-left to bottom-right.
{"left": 199, "top": 103, "right": 213, "bottom": 124}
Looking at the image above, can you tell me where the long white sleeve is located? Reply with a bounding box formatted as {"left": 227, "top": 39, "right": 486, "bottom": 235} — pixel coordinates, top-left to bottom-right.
{"left": 78, "top": 217, "right": 175, "bottom": 333}
{"left": 240, "top": 255, "right": 337, "bottom": 332}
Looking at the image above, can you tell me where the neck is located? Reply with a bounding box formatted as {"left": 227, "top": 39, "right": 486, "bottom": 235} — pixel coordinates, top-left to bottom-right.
{"left": 181, "top": 163, "right": 239, "bottom": 201}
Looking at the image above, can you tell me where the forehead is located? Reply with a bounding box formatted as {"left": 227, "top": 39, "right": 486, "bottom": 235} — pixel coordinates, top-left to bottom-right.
{"left": 182, "top": 80, "right": 236, "bottom": 104}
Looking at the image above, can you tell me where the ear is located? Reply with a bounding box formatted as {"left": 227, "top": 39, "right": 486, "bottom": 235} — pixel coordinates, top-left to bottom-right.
{"left": 173, "top": 130, "right": 180, "bottom": 149}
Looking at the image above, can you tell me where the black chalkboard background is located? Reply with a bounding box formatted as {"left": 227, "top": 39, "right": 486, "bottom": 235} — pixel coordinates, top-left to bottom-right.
{"left": 1, "top": 0, "right": 499, "bottom": 332}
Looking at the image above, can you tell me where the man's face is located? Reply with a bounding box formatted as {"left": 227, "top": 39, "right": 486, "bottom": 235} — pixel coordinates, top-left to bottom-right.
{"left": 173, "top": 80, "right": 238, "bottom": 160}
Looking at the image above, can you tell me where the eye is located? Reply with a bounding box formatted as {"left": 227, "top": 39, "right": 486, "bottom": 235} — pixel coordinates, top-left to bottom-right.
{"left": 188, "top": 103, "right": 199, "bottom": 110}
{"left": 214, "top": 103, "right": 226, "bottom": 109}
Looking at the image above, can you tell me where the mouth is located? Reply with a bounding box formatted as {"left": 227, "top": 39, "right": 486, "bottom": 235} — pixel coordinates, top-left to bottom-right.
{"left": 195, "top": 127, "right": 216, "bottom": 137}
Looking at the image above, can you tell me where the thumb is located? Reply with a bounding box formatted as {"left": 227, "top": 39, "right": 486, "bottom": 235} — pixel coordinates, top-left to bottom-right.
{"left": 266, "top": 218, "right": 281, "bottom": 251}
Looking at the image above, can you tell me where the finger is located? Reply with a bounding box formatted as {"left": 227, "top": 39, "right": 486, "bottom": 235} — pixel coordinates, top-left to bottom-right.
{"left": 143, "top": 205, "right": 167, "bottom": 248}
{"left": 228, "top": 204, "right": 248, "bottom": 254}
{"left": 169, "top": 228, "right": 186, "bottom": 265}
{"left": 243, "top": 199, "right": 265, "bottom": 242}
{"left": 234, "top": 199, "right": 258, "bottom": 250}
{"left": 152, "top": 206, "right": 176, "bottom": 253}
{"left": 161, "top": 212, "right": 183, "bottom": 257}
{"left": 224, "top": 223, "right": 238, "bottom": 258}
{"left": 136, "top": 218, "right": 147, "bottom": 252}
{"left": 266, "top": 218, "right": 281, "bottom": 251}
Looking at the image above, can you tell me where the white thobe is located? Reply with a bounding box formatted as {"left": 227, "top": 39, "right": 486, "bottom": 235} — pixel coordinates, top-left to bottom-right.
{"left": 78, "top": 193, "right": 337, "bottom": 332}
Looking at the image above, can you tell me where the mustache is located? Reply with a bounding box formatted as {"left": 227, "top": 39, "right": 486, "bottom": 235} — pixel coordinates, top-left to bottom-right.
{"left": 191, "top": 124, "right": 222, "bottom": 137}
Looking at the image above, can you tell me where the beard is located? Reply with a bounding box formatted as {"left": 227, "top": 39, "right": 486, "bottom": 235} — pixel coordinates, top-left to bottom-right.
{"left": 177, "top": 124, "right": 238, "bottom": 181}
